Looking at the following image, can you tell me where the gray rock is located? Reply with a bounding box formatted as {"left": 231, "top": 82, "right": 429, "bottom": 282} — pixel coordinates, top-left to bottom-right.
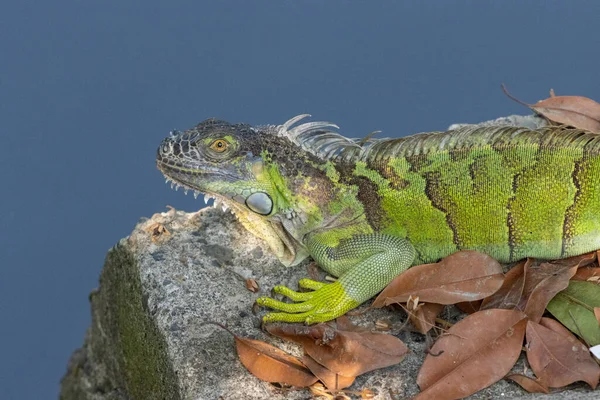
{"left": 61, "top": 117, "right": 598, "bottom": 399}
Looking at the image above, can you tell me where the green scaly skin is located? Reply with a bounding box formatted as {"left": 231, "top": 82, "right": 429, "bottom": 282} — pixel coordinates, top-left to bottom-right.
{"left": 157, "top": 116, "right": 600, "bottom": 324}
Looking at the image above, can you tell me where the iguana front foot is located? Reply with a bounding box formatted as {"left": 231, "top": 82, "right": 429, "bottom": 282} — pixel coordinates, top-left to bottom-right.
{"left": 257, "top": 234, "right": 416, "bottom": 324}
{"left": 256, "top": 280, "right": 359, "bottom": 324}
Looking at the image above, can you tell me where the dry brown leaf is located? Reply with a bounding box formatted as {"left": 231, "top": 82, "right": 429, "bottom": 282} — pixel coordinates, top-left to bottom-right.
{"left": 573, "top": 267, "right": 600, "bottom": 282}
{"left": 374, "top": 319, "right": 392, "bottom": 331}
{"left": 415, "top": 309, "right": 527, "bottom": 400}
{"left": 358, "top": 388, "right": 376, "bottom": 398}
{"left": 526, "top": 320, "right": 600, "bottom": 389}
{"left": 506, "top": 374, "right": 550, "bottom": 394}
{"left": 302, "top": 354, "right": 355, "bottom": 390}
{"left": 557, "top": 251, "right": 597, "bottom": 268}
{"left": 373, "top": 251, "right": 504, "bottom": 307}
{"left": 502, "top": 85, "right": 600, "bottom": 132}
{"left": 234, "top": 335, "right": 318, "bottom": 387}
{"left": 335, "top": 315, "right": 367, "bottom": 332}
{"left": 481, "top": 259, "right": 528, "bottom": 310}
{"left": 410, "top": 303, "right": 444, "bottom": 334}
{"left": 522, "top": 261, "right": 578, "bottom": 322}
{"left": 532, "top": 95, "right": 600, "bottom": 132}
{"left": 407, "top": 295, "right": 420, "bottom": 311}
{"left": 455, "top": 300, "right": 482, "bottom": 314}
{"left": 568, "top": 251, "right": 600, "bottom": 283}
{"left": 245, "top": 278, "right": 259, "bottom": 293}
{"left": 481, "top": 258, "right": 577, "bottom": 322}
{"left": 146, "top": 222, "right": 171, "bottom": 243}
{"left": 266, "top": 323, "right": 408, "bottom": 377}
{"left": 308, "top": 382, "right": 332, "bottom": 398}
{"left": 595, "top": 308, "right": 600, "bottom": 326}
{"left": 538, "top": 316, "right": 577, "bottom": 336}
{"left": 307, "top": 261, "right": 321, "bottom": 281}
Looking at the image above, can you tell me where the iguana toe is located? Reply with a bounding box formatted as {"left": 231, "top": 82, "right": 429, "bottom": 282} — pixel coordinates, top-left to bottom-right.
{"left": 256, "top": 296, "right": 314, "bottom": 313}
{"left": 272, "top": 285, "right": 314, "bottom": 301}
{"left": 298, "top": 278, "right": 325, "bottom": 290}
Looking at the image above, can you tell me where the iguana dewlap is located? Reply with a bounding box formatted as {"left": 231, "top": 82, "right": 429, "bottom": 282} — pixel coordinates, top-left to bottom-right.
{"left": 156, "top": 115, "right": 600, "bottom": 323}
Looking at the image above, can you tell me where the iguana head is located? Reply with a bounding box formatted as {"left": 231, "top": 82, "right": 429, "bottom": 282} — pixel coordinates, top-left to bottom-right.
{"left": 157, "top": 115, "right": 361, "bottom": 266}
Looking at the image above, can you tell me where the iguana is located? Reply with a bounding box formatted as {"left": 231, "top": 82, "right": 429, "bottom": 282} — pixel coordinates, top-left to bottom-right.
{"left": 156, "top": 115, "right": 600, "bottom": 324}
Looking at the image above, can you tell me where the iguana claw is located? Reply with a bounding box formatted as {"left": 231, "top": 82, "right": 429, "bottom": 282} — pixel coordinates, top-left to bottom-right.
{"left": 256, "top": 280, "right": 359, "bottom": 324}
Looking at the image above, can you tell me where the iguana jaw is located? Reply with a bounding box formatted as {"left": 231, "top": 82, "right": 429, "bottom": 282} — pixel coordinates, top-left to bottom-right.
{"left": 156, "top": 146, "right": 307, "bottom": 267}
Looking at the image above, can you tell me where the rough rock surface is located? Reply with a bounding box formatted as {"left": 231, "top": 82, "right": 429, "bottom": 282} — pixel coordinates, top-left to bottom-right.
{"left": 61, "top": 115, "right": 598, "bottom": 399}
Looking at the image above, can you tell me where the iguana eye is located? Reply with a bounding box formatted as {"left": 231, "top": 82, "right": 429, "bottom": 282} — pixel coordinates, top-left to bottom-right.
{"left": 210, "top": 139, "right": 228, "bottom": 152}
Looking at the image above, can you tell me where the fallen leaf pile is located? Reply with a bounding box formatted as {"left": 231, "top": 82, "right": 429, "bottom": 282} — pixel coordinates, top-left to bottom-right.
{"left": 209, "top": 318, "right": 406, "bottom": 398}
{"left": 228, "top": 249, "right": 600, "bottom": 398}
{"left": 373, "top": 250, "right": 600, "bottom": 398}
{"left": 267, "top": 317, "right": 407, "bottom": 391}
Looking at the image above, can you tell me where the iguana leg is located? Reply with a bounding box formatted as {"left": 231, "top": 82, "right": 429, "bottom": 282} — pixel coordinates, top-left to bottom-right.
{"left": 256, "top": 233, "right": 415, "bottom": 324}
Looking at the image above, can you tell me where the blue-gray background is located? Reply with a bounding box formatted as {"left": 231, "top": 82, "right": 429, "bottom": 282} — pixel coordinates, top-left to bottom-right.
{"left": 1, "top": 1, "right": 599, "bottom": 398}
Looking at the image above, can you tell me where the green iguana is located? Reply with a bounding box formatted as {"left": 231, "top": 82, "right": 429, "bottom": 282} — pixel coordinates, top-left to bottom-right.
{"left": 156, "top": 115, "right": 600, "bottom": 324}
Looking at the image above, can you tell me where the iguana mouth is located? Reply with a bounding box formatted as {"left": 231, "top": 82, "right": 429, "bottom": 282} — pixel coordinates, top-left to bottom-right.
{"left": 157, "top": 159, "right": 241, "bottom": 183}
{"left": 162, "top": 175, "right": 232, "bottom": 210}
{"left": 156, "top": 154, "right": 237, "bottom": 208}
